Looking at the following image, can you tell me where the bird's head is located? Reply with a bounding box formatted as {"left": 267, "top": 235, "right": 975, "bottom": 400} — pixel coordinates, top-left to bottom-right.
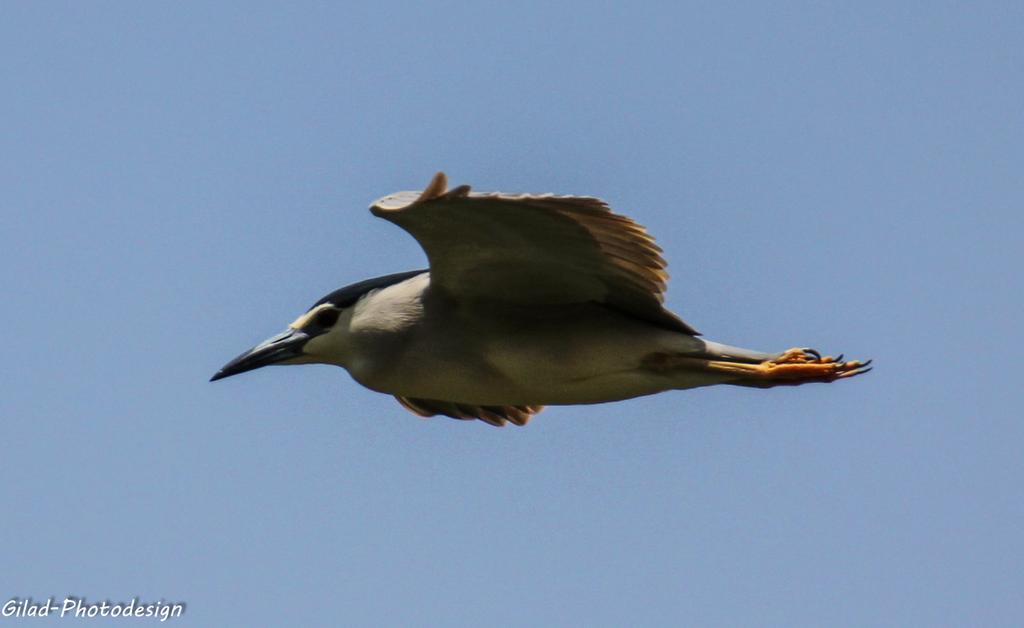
{"left": 209, "top": 302, "right": 351, "bottom": 382}
{"left": 210, "top": 270, "right": 425, "bottom": 382}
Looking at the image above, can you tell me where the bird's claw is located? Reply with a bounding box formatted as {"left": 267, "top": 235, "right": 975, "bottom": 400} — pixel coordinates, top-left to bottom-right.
{"left": 801, "top": 347, "right": 822, "bottom": 360}
{"left": 766, "top": 348, "right": 873, "bottom": 382}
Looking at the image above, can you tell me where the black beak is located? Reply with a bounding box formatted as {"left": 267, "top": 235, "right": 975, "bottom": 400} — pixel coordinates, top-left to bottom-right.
{"left": 210, "top": 328, "right": 311, "bottom": 382}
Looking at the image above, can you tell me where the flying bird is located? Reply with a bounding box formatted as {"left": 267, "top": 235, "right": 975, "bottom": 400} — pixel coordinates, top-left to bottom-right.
{"left": 212, "top": 172, "right": 870, "bottom": 426}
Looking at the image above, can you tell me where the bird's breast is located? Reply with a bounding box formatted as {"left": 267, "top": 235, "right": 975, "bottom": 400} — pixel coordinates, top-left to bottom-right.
{"left": 345, "top": 300, "right": 703, "bottom": 405}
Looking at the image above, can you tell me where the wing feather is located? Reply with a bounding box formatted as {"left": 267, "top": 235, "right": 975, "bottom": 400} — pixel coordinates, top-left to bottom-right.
{"left": 371, "top": 172, "right": 698, "bottom": 334}
{"left": 396, "top": 396, "right": 542, "bottom": 427}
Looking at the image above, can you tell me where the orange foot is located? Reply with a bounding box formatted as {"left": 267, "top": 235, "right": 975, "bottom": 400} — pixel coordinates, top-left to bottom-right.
{"left": 760, "top": 347, "right": 871, "bottom": 383}
{"left": 707, "top": 347, "right": 872, "bottom": 387}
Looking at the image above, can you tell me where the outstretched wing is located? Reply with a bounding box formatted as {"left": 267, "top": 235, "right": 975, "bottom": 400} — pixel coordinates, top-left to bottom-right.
{"left": 395, "top": 396, "right": 543, "bottom": 427}
{"left": 370, "top": 172, "right": 698, "bottom": 334}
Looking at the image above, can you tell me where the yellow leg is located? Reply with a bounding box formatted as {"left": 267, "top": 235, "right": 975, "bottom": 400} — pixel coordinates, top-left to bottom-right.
{"left": 704, "top": 347, "right": 872, "bottom": 386}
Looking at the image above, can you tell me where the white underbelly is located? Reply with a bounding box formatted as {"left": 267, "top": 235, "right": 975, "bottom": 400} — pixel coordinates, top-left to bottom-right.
{"left": 350, "top": 308, "right": 720, "bottom": 405}
{"left": 482, "top": 330, "right": 725, "bottom": 404}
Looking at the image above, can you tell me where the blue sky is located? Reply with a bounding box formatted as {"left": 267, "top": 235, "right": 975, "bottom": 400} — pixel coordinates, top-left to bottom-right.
{"left": 2, "top": 2, "right": 1021, "bottom": 626}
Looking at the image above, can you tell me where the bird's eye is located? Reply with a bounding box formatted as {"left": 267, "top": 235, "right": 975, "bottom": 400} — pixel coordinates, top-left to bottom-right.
{"left": 312, "top": 308, "right": 340, "bottom": 328}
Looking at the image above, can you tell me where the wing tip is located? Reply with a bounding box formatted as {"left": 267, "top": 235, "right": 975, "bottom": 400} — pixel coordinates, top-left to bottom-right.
{"left": 371, "top": 171, "right": 469, "bottom": 214}
{"left": 417, "top": 171, "right": 448, "bottom": 202}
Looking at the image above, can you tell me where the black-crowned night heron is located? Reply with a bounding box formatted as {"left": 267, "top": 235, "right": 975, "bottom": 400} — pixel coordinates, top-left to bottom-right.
{"left": 212, "top": 173, "right": 870, "bottom": 426}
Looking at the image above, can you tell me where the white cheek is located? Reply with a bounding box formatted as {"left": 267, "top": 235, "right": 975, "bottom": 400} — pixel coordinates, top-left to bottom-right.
{"left": 301, "top": 311, "right": 354, "bottom": 365}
